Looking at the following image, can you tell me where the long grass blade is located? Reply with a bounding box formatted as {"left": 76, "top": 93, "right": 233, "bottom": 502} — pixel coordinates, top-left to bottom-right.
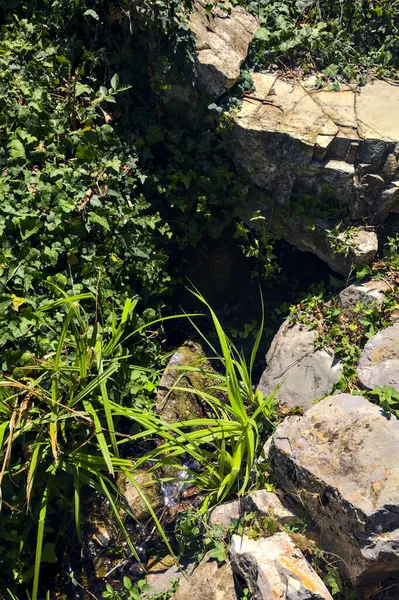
{"left": 32, "top": 475, "right": 53, "bottom": 600}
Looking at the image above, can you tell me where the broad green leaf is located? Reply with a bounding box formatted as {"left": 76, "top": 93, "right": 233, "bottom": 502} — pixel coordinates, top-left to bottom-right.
{"left": 88, "top": 212, "right": 111, "bottom": 232}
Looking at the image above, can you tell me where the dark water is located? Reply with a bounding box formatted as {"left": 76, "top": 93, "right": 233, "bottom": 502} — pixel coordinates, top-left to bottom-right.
{"left": 165, "top": 234, "right": 341, "bottom": 381}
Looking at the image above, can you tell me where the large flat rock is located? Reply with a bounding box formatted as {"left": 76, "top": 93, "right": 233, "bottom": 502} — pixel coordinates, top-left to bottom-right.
{"left": 232, "top": 74, "right": 399, "bottom": 273}
{"left": 269, "top": 394, "right": 399, "bottom": 583}
{"left": 258, "top": 320, "right": 343, "bottom": 411}
{"left": 233, "top": 74, "right": 399, "bottom": 216}
{"left": 358, "top": 323, "right": 399, "bottom": 391}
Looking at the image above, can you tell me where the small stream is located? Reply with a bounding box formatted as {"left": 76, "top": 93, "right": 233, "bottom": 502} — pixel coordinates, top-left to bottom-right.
{"left": 53, "top": 236, "right": 342, "bottom": 599}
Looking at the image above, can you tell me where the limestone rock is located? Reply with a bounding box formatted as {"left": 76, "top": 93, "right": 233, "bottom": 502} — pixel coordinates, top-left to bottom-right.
{"left": 232, "top": 74, "right": 399, "bottom": 272}
{"left": 208, "top": 498, "right": 241, "bottom": 529}
{"left": 269, "top": 394, "right": 399, "bottom": 583}
{"left": 189, "top": 1, "right": 258, "bottom": 98}
{"left": 209, "top": 490, "right": 297, "bottom": 529}
{"left": 245, "top": 490, "right": 297, "bottom": 526}
{"left": 156, "top": 341, "right": 214, "bottom": 424}
{"left": 358, "top": 323, "right": 399, "bottom": 391}
{"left": 258, "top": 320, "right": 342, "bottom": 411}
{"left": 171, "top": 558, "right": 236, "bottom": 600}
{"left": 336, "top": 279, "right": 390, "bottom": 316}
{"left": 230, "top": 532, "right": 333, "bottom": 600}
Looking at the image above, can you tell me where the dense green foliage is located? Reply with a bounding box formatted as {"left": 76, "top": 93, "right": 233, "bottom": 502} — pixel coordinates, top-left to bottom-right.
{"left": 0, "top": 0, "right": 249, "bottom": 379}
{"left": 0, "top": 0, "right": 398, "bottom": 597}
{"left": 240, "top": 0, "right": 399, "bottom": 80}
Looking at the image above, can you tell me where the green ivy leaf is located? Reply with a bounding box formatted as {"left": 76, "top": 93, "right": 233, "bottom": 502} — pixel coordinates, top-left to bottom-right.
{"left": 207, "top": 540, "right": 227, "bottom": 563}
{"left": 88, "top": 212, "right": 111, "bottom": 232}
{"left": 15, "top": 215, "right": 42, "bottom": 240}
{"left": 42, "top": 543, "right": 57, "bottom": 564}
{"left": 8, "top": 139, "right": 26, "bottom": 159}
{"left": 254, "top": 27, "right": 270, "bottom": 41}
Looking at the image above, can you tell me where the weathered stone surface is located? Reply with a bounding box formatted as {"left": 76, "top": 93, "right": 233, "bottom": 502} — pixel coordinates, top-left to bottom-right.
{"left": 258, "top": 320, "right": 342, "bottom": 411}
{"left": 239, "top": 186, "right": 378, "bottom": 276}
{"left": 147, "top": 556, "right": 193, "bottom": 596}
{"left": 230, "top": 532, "right": 333, "bottom": 600}
{"left": 171, "top": 558, "right": 236, "bottom": 600}
{"left": 336, "top": 279, "right": 390, "bottom": 316}
{"left": 156, "top": 341, "right": 214, "bottom": 423}
{"left": 189, "top": 1, "right": 258, "bottom": 98}
{"left": 208, "top": 498, "right": 241, "bottom": 529}
{"left": 358, "top": 323, "right": 399, "bottom": 391}
{"left": 245, "top": 490, "right": 297, "bottom": 526}
{"left": 269, "top": 394, "right": 399, "bottom": 583}
{"left": 209, "top": 490, "right": 296, "bottom": 529}
{"left": 345, "top": 229, "right": 379, "bottom": 265}
{"left": 117, "top": 469, "right": 163, "bottom": 521}
{"left": 232, "top": 74, "right": 399, "bottom": 272}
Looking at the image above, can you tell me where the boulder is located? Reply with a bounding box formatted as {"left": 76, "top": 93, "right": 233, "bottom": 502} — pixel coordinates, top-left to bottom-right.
{"left": 336, "top": 279, "right": 390, "bottom": 316}
{"left": 156, "top": 341, "right": 215, "bottom": 424}
{"left": 258, "top": 320, "right": 342, "bottom": 411}
{"left": 358, "top": 323, "right": 399, "bottom": 391}
{"left": 189, "top": 1, "right": 258, "bottom": 99}
{"left": 269, "top": 394, "right": 399, "bottom": 583}
{"left": 171, "top": 558, "right": 236, "bottom": 600}
{"left": 230, "top": 532, "right": 333, "bottom": 600}
{"left": 209, "top": 490, "right": 297, "bottom": 529}
{"left": 232, "top": 73, "right": 399, "bottom": 273}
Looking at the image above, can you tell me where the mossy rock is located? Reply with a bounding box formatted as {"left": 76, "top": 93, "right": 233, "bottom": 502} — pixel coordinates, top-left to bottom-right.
{"left": 117, "top": 469, "right": 164, "bottom": 521}
{"left": 156, "top": 341, "right": 219, "bottom": 424}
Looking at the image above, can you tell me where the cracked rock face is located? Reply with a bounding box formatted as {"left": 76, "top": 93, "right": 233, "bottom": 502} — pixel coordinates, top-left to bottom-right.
{"left": 171, "top": 558, "right": 236, "bottom": 600}
{"left": 233, "top": 74, "right": 399, "bottom": 217}
{"left": 230, "top": 532, "right": 333, "bottom": 600}
{"left": 189, "top": 1, "right": 258, "bottom": 98}
{"left": 358, "top": 323, "right": 399, "bottom": 391}
{"left": 269, "top": 394, "right": 399, "bottom": 583}
{"left": 232, "top": 73, "right": 399, "bottom": 273}
{"left": 258, "top": 320, "right": 343, "bottom": 411}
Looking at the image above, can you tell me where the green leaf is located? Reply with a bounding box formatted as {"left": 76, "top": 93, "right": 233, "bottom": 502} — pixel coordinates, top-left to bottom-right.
{"left": 8, "top": 139, "right": 25, "bottom": 159}
{"left": 15, "top": 215, "right": 42, "bottom": 240}
{"left": 88, "top": 212, "right": 111, "bottom": 232}
{"left": 76, "top": 144, "right": 97, "bottom": 161}
{"left": 110, "top": 73, "right": 119, "bottom": 91}
{"left": 254, "top": 27, "right": 270, "bottom": 41}
{"left": 41, "top": 543, "right": 57, "bottom": 564}
{"left": 324, "top": 567, "right": 343, "bottom": 595}
{"left": 208, "top": 540, "right": 227, "bottom": 562}
{"left": 145, "top": 125, "right": 164, "bottom": 145}
{"left": 84, "top": 9, "right": 99, "bottom": 20}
